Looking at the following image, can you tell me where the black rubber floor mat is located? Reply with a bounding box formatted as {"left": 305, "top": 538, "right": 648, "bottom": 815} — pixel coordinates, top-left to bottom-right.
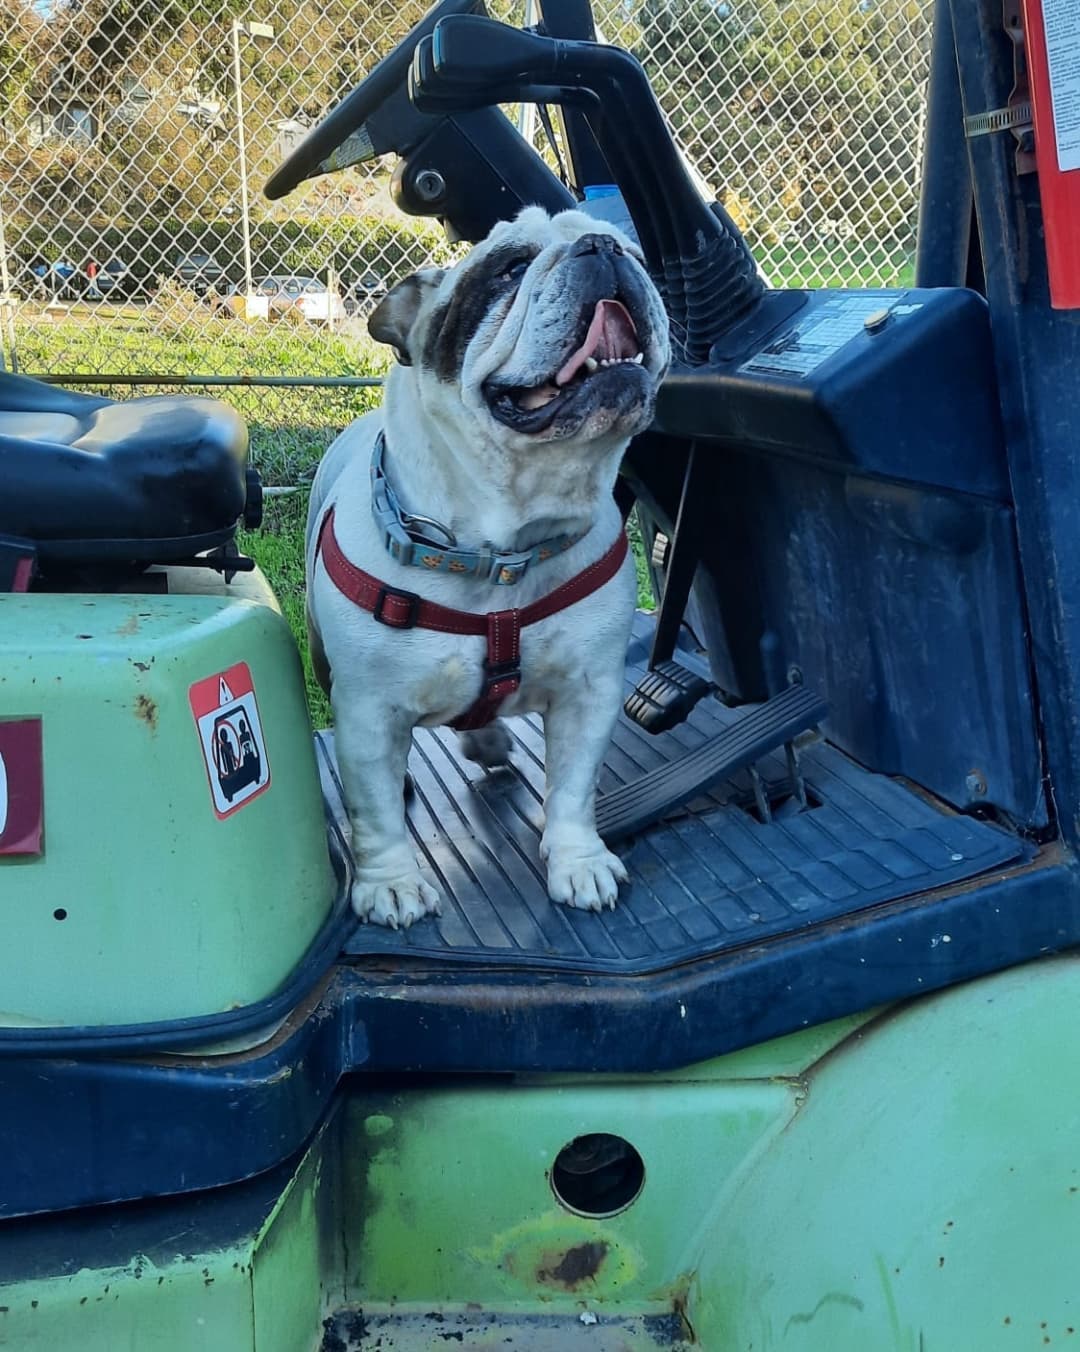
{"left": 326, "top": 619, "right": 1026, "bottom": 974}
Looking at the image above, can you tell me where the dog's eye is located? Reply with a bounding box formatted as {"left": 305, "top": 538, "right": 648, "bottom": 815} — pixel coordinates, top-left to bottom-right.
{"left": 501, "top": 258, "right": 531, "bottom": 283}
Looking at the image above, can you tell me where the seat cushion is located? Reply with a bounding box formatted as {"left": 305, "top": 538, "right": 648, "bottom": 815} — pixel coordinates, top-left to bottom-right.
{"left": 0, "top": 374, "right": 250, "bottom": 560}
{"left": 0, "top": 412, "right": 85, "bottom": 443}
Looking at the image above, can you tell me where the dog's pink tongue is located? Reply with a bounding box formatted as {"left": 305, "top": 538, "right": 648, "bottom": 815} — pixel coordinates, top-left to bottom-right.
{"left": 555, "top": 299, "right": 639, "bottom": 387}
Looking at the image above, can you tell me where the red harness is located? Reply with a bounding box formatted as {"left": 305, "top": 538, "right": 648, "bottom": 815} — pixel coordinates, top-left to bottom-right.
{"left": 316, "top": 507, "right": 629, "bottom": 730}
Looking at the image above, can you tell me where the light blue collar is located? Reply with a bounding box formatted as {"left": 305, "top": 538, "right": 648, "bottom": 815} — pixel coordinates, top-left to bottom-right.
{"left": 369, "top": 432, "right": 587, "bottom": 586}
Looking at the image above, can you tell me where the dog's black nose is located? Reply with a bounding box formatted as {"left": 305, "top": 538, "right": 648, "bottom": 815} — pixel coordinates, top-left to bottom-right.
{"left": 573, "top": 233, "right": 624, "bottom": 258}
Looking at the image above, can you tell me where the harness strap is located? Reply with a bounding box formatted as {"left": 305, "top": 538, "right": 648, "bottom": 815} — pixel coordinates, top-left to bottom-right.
{"left": 317, "top": 507, "right": 629, "bottom": 729}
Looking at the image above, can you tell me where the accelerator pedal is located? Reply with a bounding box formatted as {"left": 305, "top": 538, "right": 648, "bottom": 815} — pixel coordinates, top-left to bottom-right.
{"left": 598, "top": 682, "right": 827, "bottom": 842}
{"left": 626, "top": 439, "right": 718, "bottom": 733}
{"left": 623, "top": 658, "right": 713, "bottom": 733}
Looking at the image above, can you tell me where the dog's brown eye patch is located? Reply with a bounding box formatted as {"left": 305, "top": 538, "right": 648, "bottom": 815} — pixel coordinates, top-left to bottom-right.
{"left": 422, "top": 243, "right": 539, "bottom": 383}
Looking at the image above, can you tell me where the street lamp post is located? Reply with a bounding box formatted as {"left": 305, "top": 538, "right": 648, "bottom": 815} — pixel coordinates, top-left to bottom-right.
{"left": 231, "top": 18, "right": 274, "bottom": 314}
{"left": 0, "top": 194, "right": 17, "bottom": 372}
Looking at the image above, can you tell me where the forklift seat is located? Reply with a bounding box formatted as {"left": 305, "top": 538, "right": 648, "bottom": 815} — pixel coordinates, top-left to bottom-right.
{"left": 0, "top": 371, "right": 258, "bottom": 570}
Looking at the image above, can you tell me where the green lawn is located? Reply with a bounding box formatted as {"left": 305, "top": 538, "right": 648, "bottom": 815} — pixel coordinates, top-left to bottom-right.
{"left": 759, "top": 241, "right": 916, "bottom": 289}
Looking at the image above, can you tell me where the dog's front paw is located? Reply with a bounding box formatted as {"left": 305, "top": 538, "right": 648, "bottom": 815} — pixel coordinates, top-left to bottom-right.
{"left": 541, "top": 830, "right": 629, "bottom": 912}
{"left": 351, "top": 866, "right": 441, "bottom": 930}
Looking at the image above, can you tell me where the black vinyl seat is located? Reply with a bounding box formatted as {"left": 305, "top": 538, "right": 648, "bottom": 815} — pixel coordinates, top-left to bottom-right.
{"left": 0, "top": 372, "right": 260, "bottom": 569}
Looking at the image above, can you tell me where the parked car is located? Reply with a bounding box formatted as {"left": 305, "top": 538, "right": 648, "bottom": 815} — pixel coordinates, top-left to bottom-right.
{"left": 252, "top": 274, "right": 347, "bottom": 324}
{"left": 344, "top": 271, "right": 387, "bottom": 315}
{"left": 172, "top": 252, "right": 226, "bottom": 297}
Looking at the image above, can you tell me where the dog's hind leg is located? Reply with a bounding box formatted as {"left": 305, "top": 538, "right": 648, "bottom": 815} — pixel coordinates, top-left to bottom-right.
{"left": 333, "top": 702, "right": 441, "bottom": 928}
{"left": 539, "top": 674, "right": 629, "bottom": 912}
{"left": 458, "top": 719, "right": 513, "bottom": 769}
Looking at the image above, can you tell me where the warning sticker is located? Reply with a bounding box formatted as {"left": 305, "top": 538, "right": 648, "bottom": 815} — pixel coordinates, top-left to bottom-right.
{"left": 1042, "top": 0, "right": 1080, "bottom": 172}
{"left": 741, "top": 294, "right": 903, "bottom": 379}
{"left": 189, "top": 662, "right": 271, "bottom": 818}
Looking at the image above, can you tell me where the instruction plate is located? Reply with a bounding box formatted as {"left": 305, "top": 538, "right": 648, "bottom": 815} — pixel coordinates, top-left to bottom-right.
{"left": 741, "top": 294, "right": 901, "bottom": 379}
{"left": 1042, "top": 0, "right": 1080, "bottom": 172}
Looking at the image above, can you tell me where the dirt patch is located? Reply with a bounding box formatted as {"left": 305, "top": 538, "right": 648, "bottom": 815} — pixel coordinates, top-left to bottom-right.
{"left": 134, "top": 694, "right": 158, "bottom": 731}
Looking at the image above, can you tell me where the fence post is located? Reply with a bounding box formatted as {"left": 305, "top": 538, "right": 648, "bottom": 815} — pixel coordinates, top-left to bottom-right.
{"left": 0, "top": 193, "right": 17, "bottom": 373}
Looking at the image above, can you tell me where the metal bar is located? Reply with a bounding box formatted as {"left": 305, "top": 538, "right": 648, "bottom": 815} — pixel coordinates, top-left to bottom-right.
{"left": 34, "top": 374, "right": 384, "bottom": 388}
{"left": 916, "top": 0, "right": 976, "bottom": 288}
{"left": 517, "top": 0, "right": 539, "bottom": 148}
{"left": 949, "top": 0, "right": 1080, "bottom": 847}
{"left": 232, "top": 21, "right": 256, "bottom": 304}
{"left": 0, "top": 194, "right": 17, "bottom": 373}
{"left": 649, "top": 439, "right": 705, "bottom": 669}
{"left": 533, "top": 0, "right": 609, "bottom": 193}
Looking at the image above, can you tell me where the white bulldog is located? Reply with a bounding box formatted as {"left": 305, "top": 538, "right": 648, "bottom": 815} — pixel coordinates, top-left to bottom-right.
{"left": 305, "top": 205, "right": 670, "bottom": 929}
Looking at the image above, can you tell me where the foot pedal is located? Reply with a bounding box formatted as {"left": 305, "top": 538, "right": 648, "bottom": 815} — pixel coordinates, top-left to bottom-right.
{"left": 599, "top": 683, "right": 827, "bottom": 842}
{"left": 624, "top": 659, "right": 713, "bottom": 734}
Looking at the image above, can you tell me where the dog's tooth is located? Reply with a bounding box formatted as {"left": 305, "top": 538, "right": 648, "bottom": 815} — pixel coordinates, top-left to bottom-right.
{"left": 632, "top": 352, "right": 644, "bottom": 364}
{"left": 584, "top": 356, "right": 599, "bottom": 374}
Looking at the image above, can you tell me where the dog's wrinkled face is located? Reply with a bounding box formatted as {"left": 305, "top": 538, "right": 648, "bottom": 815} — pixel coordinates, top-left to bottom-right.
{"left": 369, "top": 207, "right": 669, "bottom": 448}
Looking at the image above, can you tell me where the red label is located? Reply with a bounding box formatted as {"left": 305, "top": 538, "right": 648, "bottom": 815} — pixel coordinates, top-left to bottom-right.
{"left": 0, "top": 719, "right": 44, "bottom": 856}
{"left": 188, "top": 662, "right": 271, "bottom": 819}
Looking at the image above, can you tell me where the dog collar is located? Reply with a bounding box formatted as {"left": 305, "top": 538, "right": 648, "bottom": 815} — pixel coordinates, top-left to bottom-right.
{"left": 316, "top": 505, "right": 629, "bottom": 730}
{"left": 369, "top": 432, "right": 587, "bottom": 586}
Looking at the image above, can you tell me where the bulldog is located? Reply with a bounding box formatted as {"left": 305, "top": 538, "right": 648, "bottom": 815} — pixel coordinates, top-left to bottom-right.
{"left": 305, "top": 205, "right": 670, "bottom": 929}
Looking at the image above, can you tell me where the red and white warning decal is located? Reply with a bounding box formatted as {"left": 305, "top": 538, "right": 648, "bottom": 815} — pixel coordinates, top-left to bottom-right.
{"left": 189, "top": 662, "right": 271, "bottom": 819}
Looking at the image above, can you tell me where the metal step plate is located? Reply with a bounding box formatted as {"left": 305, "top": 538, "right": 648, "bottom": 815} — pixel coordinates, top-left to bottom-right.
{"left": 322, "top": 1308, "right": 691, "bottom": 1350}
{"left": 326, "top": 616, "right": 1025, "bottom": 975}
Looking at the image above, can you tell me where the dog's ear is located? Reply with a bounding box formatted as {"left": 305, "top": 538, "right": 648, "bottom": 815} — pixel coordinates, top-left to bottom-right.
{"left": 368, "top": 268, "right": 445, "bottom": 366}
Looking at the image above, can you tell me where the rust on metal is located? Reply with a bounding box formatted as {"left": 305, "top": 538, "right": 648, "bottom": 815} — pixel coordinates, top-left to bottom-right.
{"left": 535, "top": 1240, "right": 609, "bottom": 1289}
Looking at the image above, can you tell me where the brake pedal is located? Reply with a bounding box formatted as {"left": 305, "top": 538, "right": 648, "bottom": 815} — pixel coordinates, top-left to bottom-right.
{"left": 624, "top": 659, "right": 713, "bottom": 734}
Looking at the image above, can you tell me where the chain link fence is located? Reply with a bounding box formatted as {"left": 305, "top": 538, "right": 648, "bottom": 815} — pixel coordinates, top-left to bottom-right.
{"left": 0, "top": 0, "right": 931, "bottom": 479}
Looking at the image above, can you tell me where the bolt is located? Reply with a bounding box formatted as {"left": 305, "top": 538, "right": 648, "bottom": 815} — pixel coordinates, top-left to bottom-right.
{"left": 965, "top": 770, "right": 988, "bottom": 798}
{"left": 787, "top": 665, "right": 803, "bottom": 686}
{"left": 414, "top": 169, "right": 446, "bottom": 204}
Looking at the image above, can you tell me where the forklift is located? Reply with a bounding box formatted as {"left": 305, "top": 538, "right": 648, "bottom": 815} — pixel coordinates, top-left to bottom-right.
{"left": 1, "top": 0, "right": 1079, "bottom": 1345}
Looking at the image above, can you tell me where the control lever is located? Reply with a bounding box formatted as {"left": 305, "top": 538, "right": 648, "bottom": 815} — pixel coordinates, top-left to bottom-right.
{"left": 430, "top": 15, "right": 560, "bottom": 83}
{"left": 413, "top": 20, "right": 670, "bottom": 295}
{"left": 418, "top": 14, "right": 764, "bottom": 360}
{"left": 411, "top": 39, "right": 599, "bottom": 116}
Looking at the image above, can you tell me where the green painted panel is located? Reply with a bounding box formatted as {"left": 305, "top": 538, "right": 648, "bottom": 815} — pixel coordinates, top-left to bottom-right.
{"left": 693, "top": 955, "right": 1080, "bottom": 1350}
{"left": 7, "top": 958, "right": 1080, "bottom": 1349}
{"left": 0, "top": 587, "right": 335, "bottom": 1027}
{"left": 0, "top": 1242, "right": 254, "bottom": 1350}
{"left": 342, "top": 1078, "right": 800, "bottom": 1310}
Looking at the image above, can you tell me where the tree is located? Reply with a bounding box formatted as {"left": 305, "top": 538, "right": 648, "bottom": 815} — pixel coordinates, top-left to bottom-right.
{"left": 633, "top": 0, "right": 929, "bottom": 268}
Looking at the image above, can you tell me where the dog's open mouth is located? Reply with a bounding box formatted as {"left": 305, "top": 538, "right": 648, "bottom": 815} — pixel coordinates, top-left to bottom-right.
{"left": 484, "top": 298, "right": 647, "bottom": 433}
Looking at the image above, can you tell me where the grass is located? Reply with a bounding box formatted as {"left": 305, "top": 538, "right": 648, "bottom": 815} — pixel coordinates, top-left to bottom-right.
{"left": 239, "top": 494, "right": 333, "bottom": 728}
{"left": 15, "top": 311, "right": 391, "bottom": 485}
{"left": 759, "top": 241, "right": 916, "bottom": 289}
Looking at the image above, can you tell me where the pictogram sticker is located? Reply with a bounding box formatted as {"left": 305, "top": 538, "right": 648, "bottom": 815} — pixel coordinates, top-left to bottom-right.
{"left": 189, "top": 662, "right": 271, "bottom": 818}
